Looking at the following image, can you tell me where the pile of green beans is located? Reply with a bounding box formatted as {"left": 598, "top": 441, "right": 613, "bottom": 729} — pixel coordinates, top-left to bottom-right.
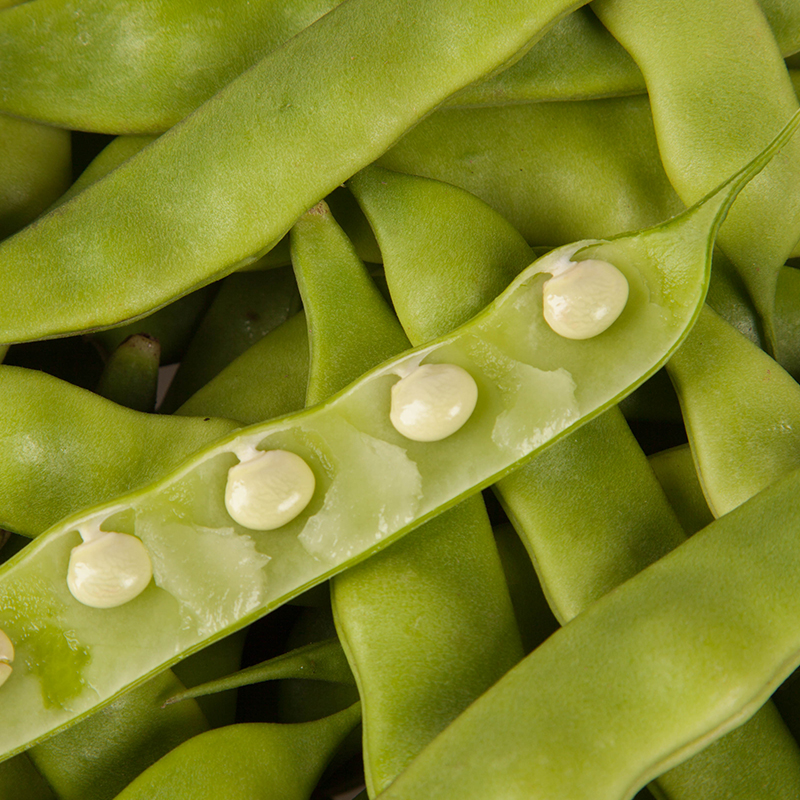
{"left": 4, "top": 1, "right": 800, "bottom": 798}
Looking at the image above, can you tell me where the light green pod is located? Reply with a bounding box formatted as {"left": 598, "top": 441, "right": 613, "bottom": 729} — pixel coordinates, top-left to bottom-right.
{"left": 96, "top": 335, "right": 161, "bottom": 413}
{"left": 292, "top": 199, "right": 523, "bottom": 796}
{"left": 375, "top": 465, "right": 800, "bottom": 799}
{"left": 667, "top": 305, "right": 800, "bottom": 516}
{"left": 648, "top": 445, "right": 714, "bottom": 536}
{"left": 111, "top": 703, "right": 361, "bottom": 800}
{"left": 0, "top": 114, "right": 70, "bottom": 240}
{"left": 0, "top": 366, "right": 238, "bottom": 536}
{"left": 0, "top": 0, "right": 344, "bottom": 134}
{"left": 594, "top": 0, "right": 800, "bottom": 350}
{"left": 0, "top": 129, "right": 788, "bottom": 758}
{"left": 0, "top": 0, "right": 584, "bottom": 343}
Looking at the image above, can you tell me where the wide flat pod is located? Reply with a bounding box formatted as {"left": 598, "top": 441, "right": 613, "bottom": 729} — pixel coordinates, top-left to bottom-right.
{"left": 594, "top": 0, "right": 800, "bottom": 349}
{"left": 0, "top": 0, "right": 585, "bottom": 343}
{"left": 0, "top": 129, "right": 789, "bottom": 758}
{"left": 376, "top": 464, "right": 800, "bottom": 800}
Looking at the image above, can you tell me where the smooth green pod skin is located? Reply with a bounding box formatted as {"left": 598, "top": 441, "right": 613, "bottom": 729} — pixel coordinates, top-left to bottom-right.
{"left": 0, "top": 0, "right": 584, "bottom": 344}
{"left": 3, "top": 1, "right": 799, "bottom": 133}
{"left": 0, "top": 114, "right": 70, "bottom": 240}
{"left": 27, "top": 670, "right": 208, "bottom": 800}
{"left": 667, "top": 305, "right": 800, "bottom": 517}
{"left": 0, "top": 140, "right": 782, "bottom": 758}
{"left": 96, "top": 335, "right": 160, "bottom": 413}
{"left": 0, "top": 0, "right": 343, "bottom": 134}
{"left": 0, "top": 366, "right": 238, "bottom": 536}
{"left": 176, "top": 310, "right": 310, "bottom": 424}
{"left": 377, "top": 464, "right": 800, "bottom": 800}
{"left": 776, "top": 264, "right": 800, "bottom": 379}
{"left": 594, "top": 0, "right": 800, "bottom": 350}
{"left": 292, "top": 201, "right": 524, "bottom": 796}
{"left": 160, "top": 267, "right": 300, "bottom": 413}
{"left": 497, "top": 409, "right": 800, "bottom": 798}
{"left": 449, "top": 0, "right": 800, "bottom": 106}
{"left": 349, "top": 167, "right": 531, "bottom": 339}
{"left": 112, "top": 702, "right": 361, "bottom": 800}
{"left": 378, "top": 96, "right": 683, "bottom": 247}
{"left": 496, "top": 410, "right": 686, "bottom": 625}
{"left": 648, "top": 445, "right": 714, "bottom": 536}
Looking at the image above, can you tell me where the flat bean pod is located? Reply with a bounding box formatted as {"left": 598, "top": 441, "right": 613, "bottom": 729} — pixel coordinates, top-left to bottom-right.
{"left": 354, "top": 165, "right": 800, "bottom": 798}
{"left": 667, "top": 305, "right": 800, "bottom": 516}
{"left": 0, "top": 0, "right": 343, "bottom": 133}
{"left": 594, "top": 0, "right": 800, "bottom": 350}
{"left": 376, "top": 464, "right": 800, "bottom": 800}
{"left": 3, "top": 0, "right": 799, "bottom": 132}
{"left": 0, "top": 114, "right": 70, "bottom": 241}
{"left": 112, "top": 702, "right": 361, "bottom": 800}
{"left": 0, "top": 366, "right": 238, "bottom": 536}
{"left": 0, "top": 0, "right": 584, "bottom": 343}
{"left": 0, "top": 134, "right": 780, "bottom": 757}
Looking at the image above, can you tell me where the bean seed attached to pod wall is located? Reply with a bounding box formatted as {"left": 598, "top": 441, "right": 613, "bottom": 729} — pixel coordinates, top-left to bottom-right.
{"left": 67, "top": 530, "right": 153, "bottom": 609}
{"left": 542, "top": 258, "right": 629, "bottom": 340}
{"left": 390, "top": 363, "right": 478, "bottom": 442}
{"left": 225, "top": 448, "right": 316, "bottom": 531}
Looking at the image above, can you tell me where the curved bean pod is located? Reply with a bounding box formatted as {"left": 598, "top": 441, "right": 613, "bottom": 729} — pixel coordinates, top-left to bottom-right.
{"left": 112, "top": 702, "right": 361, "bottom": 800}
{"left": 0, "top": 114, "right": 70, "bottom": 241}
{"left": 0, "top": 0, "right": 343, "bottom": 134}
{"left": 0, "top": 136, "right": 784, "bottom": 757}
{"left": 376, "top": 464, "right": 800, "bottom": 800}
{"left": 27, "top": 670, "right": 208, "bottom": 800}
{"left": 594, "top": 0, "right": 800, "bottom": 350}
{"left": 667, "top": 305, "right": 800, "bottom": 516}
{"left": 648, "top": 445, "right": 714, "bottom": 536}
{"left": 176, "top": 310, "right": 309, "bottom": 424}
{"left": 0, "top": 0, "right": 584, "bottom": 343}
{"left": 352, "top": 168, "right": 800, "bottom": 798}
{"left": 96, "top": 335, "right": 161, "bottom": 413}
{"left": 160, "top": 268, "right": 300, "bottom": 413}
{"left": 2, "top": 0, "right": 799, "bottom": 132}
{"left": 0, "top": 367, "right": 238, "bottom": 537}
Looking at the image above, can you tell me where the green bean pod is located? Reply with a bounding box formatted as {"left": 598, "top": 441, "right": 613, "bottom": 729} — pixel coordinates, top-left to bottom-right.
{"left": 165, "top": 637, "right": 354, "bottom": 707}
{"left": 96, "top": 335, "right": 161, "bottom": 413}
{"left": 377, "top": 96, "right": 683, "bottom": 247}
{"left": 160, "top": 268, "right": 300, "bottom": 413}
{"left": 0, "top": 0, "right": 343, "bottom": 134}
{"left": 376, "top": 464, "right": 800, "bottom": 800}
{"left": 0, "top": 114, "right": 70, "bottom": 241}
{"left": 667, "top": 305, "right": 800, "bottom": 516}
{"left": 176, "top": 311, "right": 309, "bottom": 424}
{"left": 0, "top": 366, "right": 238, "bottom": 536}
{"left": 111, "top": 702, "right": 361, "bottom": 800}
{"left": 594, "top": 0, "right": 800, "bottom": 350}
{"left": 648, "top": 445, "right": 714, "bottom": 536}
{"left": 0, "top": 753, "right": 54, "bottom": 799}
{"left": 3, "top": 0, "right": 799, "bottom": 132}
{"left": 26, "top": 671, "right": 209, "bottom": 800}
{"left": 351, "top": 167, "right": 800, "bottom": 798}
{"left": 0, "top": 0, "right": 584, "bottom": 343}
{"left": 0, "top": 133, "right": 786, "bottom": 758}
